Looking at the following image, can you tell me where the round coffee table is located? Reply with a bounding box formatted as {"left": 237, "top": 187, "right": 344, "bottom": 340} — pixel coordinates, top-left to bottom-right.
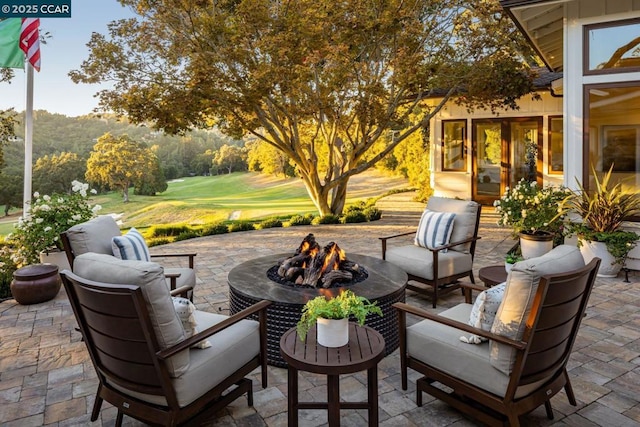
{"left": 280, "top": 323, "right": 384, "bottom": 427}
{"left": 478, "top": 265, "right": 508, "bottom": 287}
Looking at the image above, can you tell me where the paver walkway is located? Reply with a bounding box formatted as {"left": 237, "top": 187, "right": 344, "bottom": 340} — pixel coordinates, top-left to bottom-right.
{"left": 1, "top": 193, "right": 639, "bottom": 426}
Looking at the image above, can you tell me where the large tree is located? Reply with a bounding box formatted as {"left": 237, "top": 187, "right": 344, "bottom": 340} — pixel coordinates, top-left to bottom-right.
{"left": 71, "top": 0, "right": 537, "bottom": 215}
{"left": 33, "top": 152, "right": 87, "bottom": 195}
{"left": 86, "top": 133, "right": 163, "bottom": 202}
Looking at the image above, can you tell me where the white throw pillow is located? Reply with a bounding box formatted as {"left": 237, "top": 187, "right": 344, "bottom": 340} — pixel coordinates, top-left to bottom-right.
{"left": 112, "top": 227, "right": 151, "bottom": 262}
{"left": 172, "top": 297, "right": 211, "bottom": 349}
{"left": 414, "top": 210, "right": 456, "bottom": 252}
{"left": 460, "top": 282, "right": 506, "bottom": 344}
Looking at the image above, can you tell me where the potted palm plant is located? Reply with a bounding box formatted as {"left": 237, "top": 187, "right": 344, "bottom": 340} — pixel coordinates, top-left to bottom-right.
{"left": 296, "top": 289, "right": 382, "bottom": 347}
{"left": 565, "top": 165, "right": 640, "bottom": 277}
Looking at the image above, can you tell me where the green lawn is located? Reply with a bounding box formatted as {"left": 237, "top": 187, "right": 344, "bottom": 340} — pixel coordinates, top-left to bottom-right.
{"left": 0, "top": 170, "right": 408, "bottom": 236}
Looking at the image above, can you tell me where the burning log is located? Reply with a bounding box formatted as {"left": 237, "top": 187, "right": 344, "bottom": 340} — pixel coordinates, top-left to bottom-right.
{"left": 285, "top": 267, "right": 304, "bottom": 281}
{"left": 321, "top": 270, "right": 353, "bottom": 288}
{"left": 276, "top": 235, "right": 349, "bottom": 288}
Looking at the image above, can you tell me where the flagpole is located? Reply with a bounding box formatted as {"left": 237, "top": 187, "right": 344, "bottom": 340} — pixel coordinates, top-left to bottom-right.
{"left": 23, "top": 61, "right": 34, "bottom": 216}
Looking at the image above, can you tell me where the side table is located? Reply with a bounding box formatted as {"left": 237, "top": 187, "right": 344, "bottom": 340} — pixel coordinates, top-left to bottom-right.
{"left": 280, "top": 323, "right": 385, "bottom": 427}
{"left": 478, "top": 265, "right": 508, "bottom": 287}
{"left": 11, "top": 263, "right": 61, "bottom": 305}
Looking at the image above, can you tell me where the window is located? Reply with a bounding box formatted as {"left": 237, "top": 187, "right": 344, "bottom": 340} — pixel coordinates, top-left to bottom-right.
{"left": 586, "top": 83, "right": 640, "bottom": 193}
{"left": 585, "top": 19, "right": 640, "bottom": 75}
{"left": 442, "top": 120, "right": 466, "bottom": 171}
{"left": 548, "top": 116, "right": 563, "bottom": 174}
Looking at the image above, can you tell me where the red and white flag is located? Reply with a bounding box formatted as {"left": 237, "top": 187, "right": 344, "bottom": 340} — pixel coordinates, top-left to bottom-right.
{"left": 20, "top": 18, "right": 40, "bottom": 71}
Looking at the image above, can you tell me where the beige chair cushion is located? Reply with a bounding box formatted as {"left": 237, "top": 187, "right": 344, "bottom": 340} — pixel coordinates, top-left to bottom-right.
{"left": 65, "top": 215, "right": 121, "bottom": 258}
{"left": 407, "top": 304, "right": 549, "bottom": 398}
{"left": 490, "top": 245, "right": 585, "bottom": 374}
{"left": 73, "top": 253, "right": 189, "bottom": 378}
{"left": 385, "top": 245, "right": 472, "bottom": 280}
{"left": 164, "top": 267, "right": 196, "bottom": 290}
{"left": 109, "top": 310, "right": 260, "bottom": 408}
{"left": 426, "top": 197, "right": 480, "bottom": 253}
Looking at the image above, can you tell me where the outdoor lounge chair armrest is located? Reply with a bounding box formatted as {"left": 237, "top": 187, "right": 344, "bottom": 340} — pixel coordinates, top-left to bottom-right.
{"left": 379, "top": 231, "right": 416, "bottom": 242}
{"left": 379, "top": 231, "right": 415, "bottom": 258}
{"left": 425, "top": 235, "right": 481, "bottom": 253}
{"left": 157, "top": 300, "right": 272, "bottom": 359}
{"left": 150, "top": 252, "right": 197, "bottom": 269}
{"left": 169, "top": 285, "right": 193, "bottom": 298}
{"left": 164, "top": 271, "right": 181, "bottom": 291}
{"left": 393, "top": 302, "right": 526, "bottom": 350}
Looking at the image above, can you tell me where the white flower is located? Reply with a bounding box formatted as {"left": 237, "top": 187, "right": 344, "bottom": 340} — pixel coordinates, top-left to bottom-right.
{"left": 44, "top": 226, "right": 52, "bottom": 232}
{"left": 72, "top": 214, "right": 82, "bottom": 221}
{"left": 35, "top": 218, "right": 44, "bottom": 224}
{"left": 39, "top": 204, "right": 51, "bottom": 211}
{"left": 90, "top": 189, "right": 97, "bottom": 194}
{"left": 92, "top": 204, "right": 102, "bottom": 213}
{"left": 33, "top": 191, "right": 40, "bottom": 198}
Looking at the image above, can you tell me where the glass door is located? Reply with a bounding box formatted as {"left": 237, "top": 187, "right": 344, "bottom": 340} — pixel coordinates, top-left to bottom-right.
{"left": 473, "top": 120, "right": 504, "bottom": 204}
{"left": 472, "top": 118, "right": 542, "bottom": 205}
{"left": 510, "top": 120, "right": 542, "bottom": 185}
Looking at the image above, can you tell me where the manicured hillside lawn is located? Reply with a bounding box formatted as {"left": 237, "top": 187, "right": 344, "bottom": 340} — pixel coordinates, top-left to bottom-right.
{"left": 0, "top": 170, "right": 408, "bottom": 236}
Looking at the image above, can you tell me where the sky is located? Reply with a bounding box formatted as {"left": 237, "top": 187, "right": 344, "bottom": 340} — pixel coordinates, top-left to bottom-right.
{"left": 0, "top": 0, "right": 136, "bottom": 117}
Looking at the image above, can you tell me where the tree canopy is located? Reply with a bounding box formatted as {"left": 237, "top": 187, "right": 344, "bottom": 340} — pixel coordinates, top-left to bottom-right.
{"left": 86, "top": 133, "right": 164, "bottom": 202}
{"left": 71, "top": 0, "right": 538, "bottom": 215}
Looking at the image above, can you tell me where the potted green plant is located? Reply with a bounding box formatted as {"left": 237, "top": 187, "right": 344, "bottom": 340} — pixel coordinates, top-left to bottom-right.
{"left": 504, "top": 251, "right": 524, "bottom": 273}
{"left": 564, "top": 165, "right": 640, "bottom": 277}
{"left": 494, "top": 179, "right": 570, "bottom": 258}
{"left": 296, "top": 289, "right": 382, "bottom": 347}
{"left": 8, "top": 181, "right": 101, "bottom": 269}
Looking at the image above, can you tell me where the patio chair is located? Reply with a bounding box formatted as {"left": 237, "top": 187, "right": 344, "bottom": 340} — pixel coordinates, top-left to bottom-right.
{"left": 394, "top": 245, "right": 600, "bottom": 426}
{"left": 380, "top": 196, "right": 481, "bottom": 307}
{"left": 61, "top": 253, "right": 270, "bottom": 427}
{"left": 61, "top": 215, "right": 197, "bottom": 299}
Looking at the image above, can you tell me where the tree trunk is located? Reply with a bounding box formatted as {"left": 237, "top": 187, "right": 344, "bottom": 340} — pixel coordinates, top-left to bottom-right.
{"left": 123, "top": 184, "right": 130, "bottom": 203}
{"left": 330, "top": 179, "right": 348, "bottom": 216}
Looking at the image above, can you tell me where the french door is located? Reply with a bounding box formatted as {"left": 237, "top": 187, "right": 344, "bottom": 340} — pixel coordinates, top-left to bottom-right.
{"left": 472, "top": 118, "right": 542, "bottom": 205}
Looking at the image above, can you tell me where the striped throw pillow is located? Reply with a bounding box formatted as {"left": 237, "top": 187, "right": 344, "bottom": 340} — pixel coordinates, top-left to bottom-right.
{"left": 112, "top": 228, "right": 151, "bottom": 261}
{"left": 414, "top": 210, "right": 456, "bottom": 252}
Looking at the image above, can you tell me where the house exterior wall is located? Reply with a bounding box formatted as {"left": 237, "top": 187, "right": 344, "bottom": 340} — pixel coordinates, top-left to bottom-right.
{"left": 564, "top": 0, "right": 640, "bottom": 189}
{"left": 429, "top": 91, "right": 563, "bottom": 200}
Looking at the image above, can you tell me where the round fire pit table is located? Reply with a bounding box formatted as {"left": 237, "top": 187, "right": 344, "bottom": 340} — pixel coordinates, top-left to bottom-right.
{"left": 228, "top": 253, "right": 407, "bottom": 367}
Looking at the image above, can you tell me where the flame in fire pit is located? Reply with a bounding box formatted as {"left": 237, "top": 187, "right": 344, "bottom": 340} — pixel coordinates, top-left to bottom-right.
{"left": 320, "top": 242, "right": 346, "bottom": 275}
{"left": 273, "top": 233, "right": 364, "bottom": 288}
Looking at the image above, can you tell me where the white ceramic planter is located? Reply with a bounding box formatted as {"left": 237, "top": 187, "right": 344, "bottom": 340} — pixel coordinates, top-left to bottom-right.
{"left": 316, "top": 317, "right": 349, "bottom": 347}
{"left": 578, "top": 239, "right": 622, "bottom": 278}
{"left": 519, "top": 231, "right": 554, "bottom": 259}
{"left": 39, "top": 249, "right": 71, "bottom": 272}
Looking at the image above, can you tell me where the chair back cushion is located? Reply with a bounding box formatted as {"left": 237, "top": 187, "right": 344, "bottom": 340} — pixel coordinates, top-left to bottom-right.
{"left": 426, "top": 197, "right": 480, "bottom": 253}
{"left": 112, "top": 227, "right": 151, "bottom": 261}
{"left": 73, "top": 252, "right": 189, "bottom": 377}
{"left": 414, "top": 210, "right": 456, "bottom": 251}
{"left": 490, "top": 245, "right": 585, "bottom": 374}
{"left": 65, "top": 215, "right": 121, "bottom": 258}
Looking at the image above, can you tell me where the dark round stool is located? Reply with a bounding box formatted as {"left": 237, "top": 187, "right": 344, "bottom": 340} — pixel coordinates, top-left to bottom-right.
{"left": 11, "top": 264, "right": 61, "bottom": 305}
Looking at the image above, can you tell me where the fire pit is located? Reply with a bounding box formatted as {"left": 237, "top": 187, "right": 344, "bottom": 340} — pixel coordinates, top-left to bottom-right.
{"left": 228, "top": 245, "right": 407, "bottom": 367}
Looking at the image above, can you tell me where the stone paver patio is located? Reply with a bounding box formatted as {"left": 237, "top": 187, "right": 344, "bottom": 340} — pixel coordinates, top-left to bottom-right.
{"left": 1, "top": 193, "right": 639, "bottom": 426}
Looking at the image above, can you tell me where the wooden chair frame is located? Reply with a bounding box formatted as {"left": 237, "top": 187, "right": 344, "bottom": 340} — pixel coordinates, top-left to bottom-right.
{"left": 380, "top": 204, "right": 482, "bottom": 307}
{"left": 60, "top": 231, "right": 197, "bottom": 298}
{"left": 394, "top": 258, "right": 600, "bottom": 426}
{"left": 61, "top": 270, "right": 271, "bottom": 427}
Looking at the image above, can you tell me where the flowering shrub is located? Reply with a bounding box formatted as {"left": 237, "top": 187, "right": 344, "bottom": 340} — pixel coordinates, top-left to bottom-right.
{"left": 8, "top": 181, "right": 101, "bottom": 267}
{"left": 494, "top": 179, "right": 570, "bottom": 238}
